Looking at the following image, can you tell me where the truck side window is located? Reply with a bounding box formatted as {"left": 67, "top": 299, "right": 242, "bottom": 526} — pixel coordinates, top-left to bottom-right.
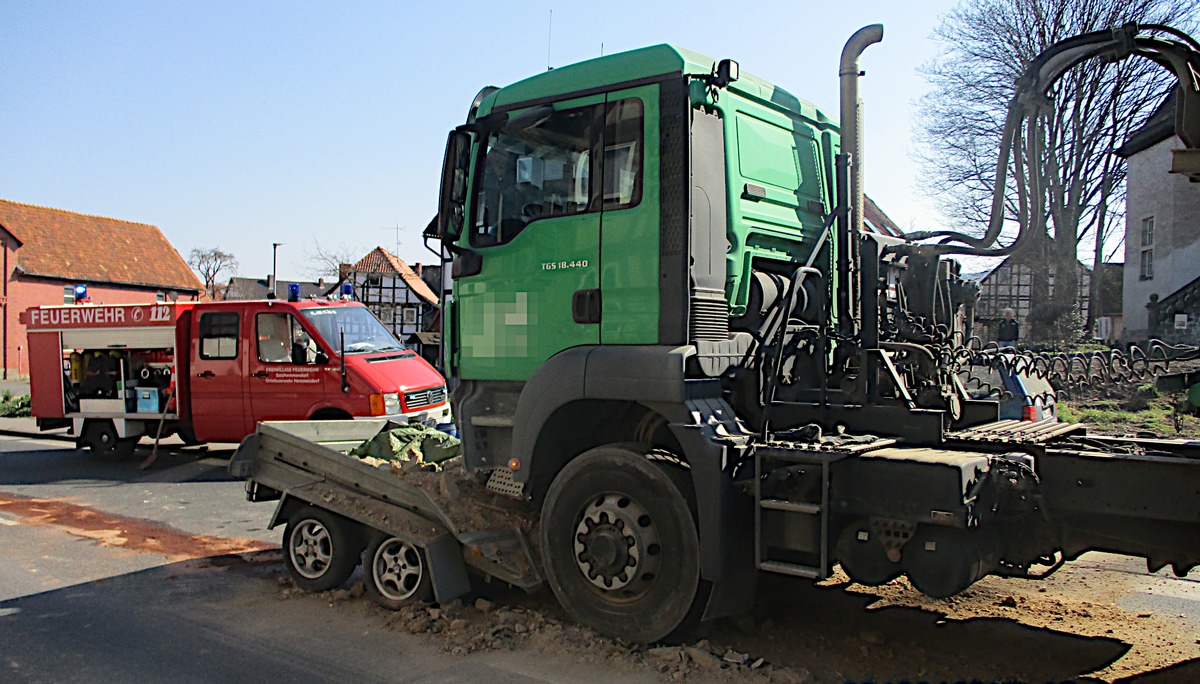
{"left": 473, "top": 104, "right": 596, "bottom": 247}
{"left": 602, "top": 98, "right": 643, "bottom": 209}
{"left": 471, "top": 98, "right": 645, "bottom": 248}
{"left": 199, "top": 312, "right": 239, "bottom": 360}
{"left": 257, "top": 313, "right": 317, "bottom": 364}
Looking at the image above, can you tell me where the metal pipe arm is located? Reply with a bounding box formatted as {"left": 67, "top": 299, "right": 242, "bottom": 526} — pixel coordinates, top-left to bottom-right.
{"left": 907, "top": 23, "right": 1200, "bottom": 255}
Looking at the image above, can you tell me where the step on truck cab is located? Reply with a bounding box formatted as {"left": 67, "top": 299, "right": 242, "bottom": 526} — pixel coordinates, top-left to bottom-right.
{"left": 22, "top": 296, "right": 449, "bottom": 454}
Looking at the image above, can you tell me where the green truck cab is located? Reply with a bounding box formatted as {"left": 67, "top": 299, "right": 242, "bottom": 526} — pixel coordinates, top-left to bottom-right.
{"left": 430, "top": 44, "right": 896, "bottom": 640}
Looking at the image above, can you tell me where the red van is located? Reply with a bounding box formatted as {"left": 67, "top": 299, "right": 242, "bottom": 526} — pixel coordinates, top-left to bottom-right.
{"left": 22, "top": 298, "right": 449, "bottom": 454}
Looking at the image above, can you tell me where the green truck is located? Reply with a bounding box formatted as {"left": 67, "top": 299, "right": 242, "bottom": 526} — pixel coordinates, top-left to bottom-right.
{"left": 235, "top": 24, "right": 1200, "bottom": 643}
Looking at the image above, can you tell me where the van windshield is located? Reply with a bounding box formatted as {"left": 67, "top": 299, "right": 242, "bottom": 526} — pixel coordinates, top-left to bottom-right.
{"left": 300, "top": 306, "right": 407, "bottom": 354}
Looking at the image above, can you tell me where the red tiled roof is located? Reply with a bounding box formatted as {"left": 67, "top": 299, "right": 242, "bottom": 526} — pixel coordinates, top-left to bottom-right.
{"left": 350, "top": 247, "right": 439, "bottom": 305}
{"left": 863, "top": 196, "right": 905, "bottom": 238}
{"left": 0, "top": 199, "right": 203, "bottom": 293}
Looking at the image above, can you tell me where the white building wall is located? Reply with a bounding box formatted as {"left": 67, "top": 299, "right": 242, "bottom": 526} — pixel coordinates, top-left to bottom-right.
{"left": 1123, "top": 137, "right": 1200, "bottom": 339}
{"left": 349, "top": 272, "right": 425, "bottom": 342}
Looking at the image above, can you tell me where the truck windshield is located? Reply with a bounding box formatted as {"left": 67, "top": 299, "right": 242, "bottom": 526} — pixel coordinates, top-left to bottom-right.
{"left": 300, "top": 306, "right": 407, "bottom": 354}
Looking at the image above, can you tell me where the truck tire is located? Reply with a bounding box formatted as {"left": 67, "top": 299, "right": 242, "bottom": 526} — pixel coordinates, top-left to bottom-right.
{"left": 835, "top": 520, "right": 902, "bottom": 586}
{"left": 363, "top": 533, "right": 433, "bottom": 609}
{"left": 540, "top": 445, "right": 701, "bottom": 643}
{"left": 283, "top": 507, "right": 359, "bottom": 592}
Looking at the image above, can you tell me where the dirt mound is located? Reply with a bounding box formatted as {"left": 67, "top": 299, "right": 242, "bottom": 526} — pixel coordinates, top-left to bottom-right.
{"left": 275, "top": 576, "right": 811, "bottom": 682}
{"left": 355, "top": 455, "right": 536, "bottom": 535}
{"left": 270, "top": 553, "right": 1197, "bottom": 684}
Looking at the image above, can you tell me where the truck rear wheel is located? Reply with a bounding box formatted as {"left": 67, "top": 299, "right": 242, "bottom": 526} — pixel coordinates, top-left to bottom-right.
{"left": 540, "top": 445, "right": 701, "bottom": 643}
{"left": 283, "top": 507, "right": 359, "bottom": 592}
{"left": 363, "top": 534, "right": 433, "bottom": 609}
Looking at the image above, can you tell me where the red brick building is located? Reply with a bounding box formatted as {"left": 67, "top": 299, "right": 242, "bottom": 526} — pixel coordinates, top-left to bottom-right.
{"left": 0, "top": 199, "right": 203, "bottom": 379}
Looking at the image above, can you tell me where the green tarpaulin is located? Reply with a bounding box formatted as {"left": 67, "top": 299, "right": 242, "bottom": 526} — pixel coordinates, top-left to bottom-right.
{"left": 350, "top": 422, "right": 461, "bottom": 467}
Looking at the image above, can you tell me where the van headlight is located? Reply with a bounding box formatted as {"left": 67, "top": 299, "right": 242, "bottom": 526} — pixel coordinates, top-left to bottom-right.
{"left": 384, "top": 392, "right": 401, "bottom": 414}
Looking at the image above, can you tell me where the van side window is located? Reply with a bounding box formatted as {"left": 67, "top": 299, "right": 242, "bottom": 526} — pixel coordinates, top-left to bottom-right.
{"left": 199, "top": 312, "right": 239, "bottom": 359}
{"left": 257, "top": 313, "right": 317, "bottom": 364}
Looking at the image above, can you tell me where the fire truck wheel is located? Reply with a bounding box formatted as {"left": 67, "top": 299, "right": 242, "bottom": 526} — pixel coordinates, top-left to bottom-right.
{"left": 176, "top": 426, "right": 201, "bottom": 446}
{"left": 540, "top": 445, "right": 701, "bottom": 643}
{"left": 363, "top": 534, "right": 433, "bottom": 610}
{"left": 283, "top": 507, "right": 359, "bottom": 592}
{"left": 82, "top": 421, "right": 134, "bottom": 460}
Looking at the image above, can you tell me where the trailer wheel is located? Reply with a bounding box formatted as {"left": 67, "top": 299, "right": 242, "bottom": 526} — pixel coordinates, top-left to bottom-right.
{"left": 283, "top": 507, "right": 359, "bottom": 592}
{"left": 540, "top": 445, "right": 701, "bottom": 643}
{"left": 82, "top": 421, "right": 136, "bottom": 460}
{"left": 363, "top": 534, "right": 433, "bottom": 609}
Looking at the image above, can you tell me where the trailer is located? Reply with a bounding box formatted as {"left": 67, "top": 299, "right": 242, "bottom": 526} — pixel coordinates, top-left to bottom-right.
{"left": 229, "top": 420, "right": 540, "bottom": 605}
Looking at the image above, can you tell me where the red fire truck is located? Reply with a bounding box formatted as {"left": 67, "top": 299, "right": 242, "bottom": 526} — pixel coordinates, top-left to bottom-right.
{"left": 20, "top": 295, "right": 449, "bottom": 455}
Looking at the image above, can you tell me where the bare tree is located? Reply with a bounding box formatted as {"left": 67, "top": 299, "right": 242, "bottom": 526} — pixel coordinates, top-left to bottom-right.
{"left": 916, "top": 0, "right": 1197, "bottom": 341}
{"left": 304, "top": 238, "right": 368, "bottom": 280}
{"left": 188, "top": 247, "right": 238, "bottom": 299}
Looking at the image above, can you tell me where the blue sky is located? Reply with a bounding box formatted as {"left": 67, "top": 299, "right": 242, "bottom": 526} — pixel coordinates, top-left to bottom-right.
{"left": 2, "top": 0, "right": 960, "bottom": 281}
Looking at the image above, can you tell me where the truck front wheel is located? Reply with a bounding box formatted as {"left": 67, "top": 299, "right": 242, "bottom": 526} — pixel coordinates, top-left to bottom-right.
{"left": 283, "top": 507, "right": 359, "bottom": 592}
{"left": 540, "top": 445, "right": 701, "bottom": 643}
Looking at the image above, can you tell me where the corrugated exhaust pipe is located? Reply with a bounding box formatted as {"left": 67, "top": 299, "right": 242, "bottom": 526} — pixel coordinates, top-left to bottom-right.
{"left": 840, "top": 24, "right": 883, "bottom": 238}
{"left": 836, "top": 25, "right": 883, "bottom": 334}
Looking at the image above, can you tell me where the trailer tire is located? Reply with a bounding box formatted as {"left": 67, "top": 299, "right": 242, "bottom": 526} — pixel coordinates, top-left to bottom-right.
{"left": 540, "top": 445, "right": 701, "bottom": 643}
{"left": 363, "top": 534, "right": 433, "bottom": 609}
{"left": 283, "top": 507, "right": 359, "bottom": 592}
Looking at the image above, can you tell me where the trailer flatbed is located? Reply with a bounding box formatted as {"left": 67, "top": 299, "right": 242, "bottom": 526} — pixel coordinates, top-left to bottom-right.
{"left": 229, "top": 420, "right": 542, "bottom": 604}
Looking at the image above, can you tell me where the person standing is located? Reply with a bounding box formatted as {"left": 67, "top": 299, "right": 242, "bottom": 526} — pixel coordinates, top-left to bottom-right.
{"left": 997, "top": 308, "right": 1019, "bottom": 348}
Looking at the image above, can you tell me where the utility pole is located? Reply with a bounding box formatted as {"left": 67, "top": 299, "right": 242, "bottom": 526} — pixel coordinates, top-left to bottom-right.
{"left": 272, "top": 242, "right": 284, "bottom": 298}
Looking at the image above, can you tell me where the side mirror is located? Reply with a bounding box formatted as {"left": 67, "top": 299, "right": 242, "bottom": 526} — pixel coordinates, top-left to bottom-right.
{"left": 314, "top": 351, "right": 329, "bottom": 365}
{"left": 711, "top": 59, "right": 739, "bottom": 88}
{"left": 437, "top": 130, "right": 472, "bottom": 241}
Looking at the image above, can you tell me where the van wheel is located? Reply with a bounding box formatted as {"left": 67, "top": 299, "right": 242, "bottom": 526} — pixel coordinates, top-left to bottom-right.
{"left": 363, "top": 534, "right": 433, "bottom": 609}
{"left": 82, "top": 421, "right": 136, "bottom": 460}
{"left": 283, "top": 507, "right": 359, "bottom": 592}
{"left": 540, "top": 445, "right": 701, "bottom": 643}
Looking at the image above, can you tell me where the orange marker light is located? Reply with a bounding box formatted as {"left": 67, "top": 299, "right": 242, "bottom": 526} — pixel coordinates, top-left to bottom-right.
{"left": 369, "top": 394, "right": 386, "bottom": 416}
{"left": 508, "top": 458, "right": 521, "bottom": 471}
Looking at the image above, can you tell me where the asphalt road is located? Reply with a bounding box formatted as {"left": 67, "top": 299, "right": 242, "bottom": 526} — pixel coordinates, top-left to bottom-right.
{"left": 0, "top": 433, "right": 656, "bottom": 684}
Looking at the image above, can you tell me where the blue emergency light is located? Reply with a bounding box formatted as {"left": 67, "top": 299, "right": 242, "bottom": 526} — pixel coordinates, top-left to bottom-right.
{"left": 341, "top": 282, "right": 353, "bottom": 299}
{"left": 287, "top": 283, "right": 300, "bottom": 302}
{"left": 73, "top": 284, "right": 88, "bottom": 302}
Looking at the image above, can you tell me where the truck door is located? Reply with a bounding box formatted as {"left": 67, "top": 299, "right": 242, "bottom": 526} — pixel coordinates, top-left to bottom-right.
{"left": 189, "top": 309, "right": 249, "bottom": 442}
{"left": 247, "top": 311, "right": 325, "bottom": 421}
{"left": 597, "top": 86, "right": 657, "bottom": 344}
{"left": 454, "top": 94, "right": 612, "bottom": 381}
